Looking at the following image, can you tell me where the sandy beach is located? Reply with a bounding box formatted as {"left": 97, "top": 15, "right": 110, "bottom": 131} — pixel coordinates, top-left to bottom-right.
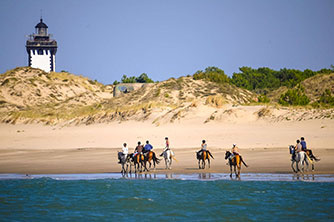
{"left": 1, "top": 119, "right": 333, "bottom": 174}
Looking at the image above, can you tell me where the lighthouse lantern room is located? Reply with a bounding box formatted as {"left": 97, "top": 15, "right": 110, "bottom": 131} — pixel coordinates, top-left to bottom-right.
{"left": 26, "top": 18, "right": 57, "bottom": 72}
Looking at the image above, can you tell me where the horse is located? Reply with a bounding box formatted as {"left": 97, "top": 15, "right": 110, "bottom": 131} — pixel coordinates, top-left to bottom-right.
{"left": 131, "top": 153, "right": 146, "bottom": 173}
{"left": 196, "top": 150, "right": 214, "bottom": 169}
{"left": 289, "top": 145, "right": 313, "bottom": 173}
{"left": 225, "top": 151, "right": 248, "bottom": 178}
{"left": 143, "top": 151, "right": 160, "bottom": 171}
{"left": 162, "top": 149, "right": 174, "bottom": 170}
{"left": 120, "top": 154, "right": 132, "bottom": 174}
{"left": 291, "top": 151, "right": 306, "bottom": 173}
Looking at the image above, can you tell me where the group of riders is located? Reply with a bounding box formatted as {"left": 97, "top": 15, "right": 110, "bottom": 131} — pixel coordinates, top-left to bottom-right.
{"left": 118, "top": 137, "right": 172, "bottom": 164}
{"left": 117, "top": 136, "right": 320, "bottom": 174}
{"left": 117, "top": 137, "right": 245, "bottom": 165}
{"left": 290, "top": 137, "right": 320, "bottom": 162}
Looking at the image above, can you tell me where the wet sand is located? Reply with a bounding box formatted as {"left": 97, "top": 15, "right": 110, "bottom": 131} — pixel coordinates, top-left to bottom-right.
{"left": 0, "top": 147, "right": 333, "bottom": 174}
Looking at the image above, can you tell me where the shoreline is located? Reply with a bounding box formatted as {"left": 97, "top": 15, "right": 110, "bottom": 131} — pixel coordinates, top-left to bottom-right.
{"left": 0, "top": 147, "right": 333, "bottom": 175}
{"left": 1, "top": 172, "right": 334, "bottom": 182}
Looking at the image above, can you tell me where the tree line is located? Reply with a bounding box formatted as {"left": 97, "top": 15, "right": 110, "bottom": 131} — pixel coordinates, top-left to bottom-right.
{"left": 112, "top": 65, "right": 333, "bottom": 107}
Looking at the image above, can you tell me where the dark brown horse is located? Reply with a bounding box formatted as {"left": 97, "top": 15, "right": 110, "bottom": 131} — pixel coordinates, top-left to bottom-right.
{"left": 131, "top": 153, "right": 147, "bottom": 173}
{"left": 196, "top": 150, "right": 214, "bottom": 169}
{"left": 225, "top": 151, "right": 248, "bottom": 178}
{"left": 143, "top": 151, "right": 160, "bottom": 171}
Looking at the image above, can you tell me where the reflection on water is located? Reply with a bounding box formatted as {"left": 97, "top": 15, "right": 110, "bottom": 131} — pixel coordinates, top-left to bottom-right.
{"left": 292, "top": 173, "right": 315, "bottom": 181}
{"left": 0, "top": 173, "right": 333, "bottom": 182}
{"left": 198, "top": 173, "right": 212, "bottom": 180}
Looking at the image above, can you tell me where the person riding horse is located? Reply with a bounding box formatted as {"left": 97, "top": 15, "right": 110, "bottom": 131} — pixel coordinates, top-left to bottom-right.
{"left": 118, "top": 143, "right": 128, "bottom": 164}
{"left": 197, "top": 140, "right": 213, "bottom": 156}
{"left": 228, "top": 144, "right": 247, "bottom": 166}
{"left": 143, "top": 140, "right": 153, "bottom": 155}
{"left": 134, "top": 141, "right": 144, "bottom": 157}
{"left": 196, "top": 140, "right": 214, "bottom": 169}
{"left": 300, "top": 137, "right": 320, "bottom": 161}
{"left": 160, "top": 137, "right": 173, "bottom": 157}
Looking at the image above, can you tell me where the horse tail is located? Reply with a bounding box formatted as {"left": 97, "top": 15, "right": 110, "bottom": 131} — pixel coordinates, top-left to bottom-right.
{"left": 240, "top": 156, "right": 248, "bottom": 167}
{"left": 153, "top": 152, "right": 160, "bottom": 164}
{"left": 208, "top": 151, "right": 214, "bottom": 159}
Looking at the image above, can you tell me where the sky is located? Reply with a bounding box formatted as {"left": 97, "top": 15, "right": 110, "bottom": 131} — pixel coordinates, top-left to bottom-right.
{"left": 0, "top": 0, "right": 333, "bottom": 84}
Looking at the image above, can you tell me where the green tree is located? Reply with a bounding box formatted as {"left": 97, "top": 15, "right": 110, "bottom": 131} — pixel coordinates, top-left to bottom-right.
{"left": 279, "top": 85, "right": 310, "bottom": 106}
{"left": 193, "top": 66, "right": 229, "bottom": 83}
{"left": 121, "top": 75, "right": 136, "bottom": 83}
{"left": 135, "top": 73, "right": 154, "bottom": 83}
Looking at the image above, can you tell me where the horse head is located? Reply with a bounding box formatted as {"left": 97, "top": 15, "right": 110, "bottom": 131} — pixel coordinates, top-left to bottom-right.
{"left": 225, "top": 151, "right": 231, "bottom": 159}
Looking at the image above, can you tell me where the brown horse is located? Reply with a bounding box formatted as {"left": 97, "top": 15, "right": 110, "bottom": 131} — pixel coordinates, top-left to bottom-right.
{"left": 143, "top": 151, "right": 160, "bottom": 171}
{"left": 225, "top": 151, "right": 248, "bottom": 178}
{"left": 131, "top": 153, "right": 147, "bottom": 173}
{"left": 196, "top": 150, "right": 214, "bottom": 169}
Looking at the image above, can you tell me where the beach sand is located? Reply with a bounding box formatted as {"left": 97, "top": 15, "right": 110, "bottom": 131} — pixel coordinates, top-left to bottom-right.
{"left": 0, "top": 119, "right": 333, "bottom": 174}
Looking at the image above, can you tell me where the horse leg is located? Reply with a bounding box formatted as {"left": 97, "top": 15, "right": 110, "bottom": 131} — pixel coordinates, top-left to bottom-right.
{"left": 208, "top": 158, "right": 210, "bottom": 168}
{"left": 143, "top": 162, "right": 148, "bottom": 172}
{"left": 234, "top": 165, "right": 238, "bottom": 177}
{"left": 229, "top": 165, "right": 233, "bottom": 178}
{"left": 169, "top": 157, "right": 172, "bottom": 170}
{"left": 304, "top": 158, "right": 309, "bottom": 172}
{"left": 291, "top": 161, "right": 297, "bottom": 173}
{"left": 198, "top": 160, "right": 201, "bottom": 169}
{"left": 203, "top": 159, "right": 205, "bottom": 169}
{"left": 165, "top": 158, "right": 168, "bottom": 169}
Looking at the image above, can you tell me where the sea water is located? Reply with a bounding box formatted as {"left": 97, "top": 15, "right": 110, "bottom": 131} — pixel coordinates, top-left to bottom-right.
{"left": 0, "top": 173, "right": 333, "bottom": 221}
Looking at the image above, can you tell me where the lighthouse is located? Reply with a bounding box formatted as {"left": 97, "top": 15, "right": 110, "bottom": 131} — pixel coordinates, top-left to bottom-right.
{"left": 26, "top": 18, "right": 57, "bottom": 72}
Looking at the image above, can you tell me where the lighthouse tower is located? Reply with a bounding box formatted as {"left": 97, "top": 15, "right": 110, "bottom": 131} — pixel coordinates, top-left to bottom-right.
{"left": 26, "top": 18, "right": 57, "bottom": 72}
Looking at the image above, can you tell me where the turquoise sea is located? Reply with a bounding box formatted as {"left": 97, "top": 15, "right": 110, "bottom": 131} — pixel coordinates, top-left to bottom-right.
{"left": 0, "top": 173, "right": 334, "bottom": 221}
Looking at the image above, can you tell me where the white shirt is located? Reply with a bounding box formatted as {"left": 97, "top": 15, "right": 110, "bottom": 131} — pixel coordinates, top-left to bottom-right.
{"left": 122, "top": 146, "right": 128, "bottom": 155}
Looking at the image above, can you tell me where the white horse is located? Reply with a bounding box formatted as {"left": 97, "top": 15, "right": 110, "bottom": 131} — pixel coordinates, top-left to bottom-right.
{"left": 120, "top": 154, "right": 131, "bottom": 174}
{"left": 162, "top": 149, "right": 174, "bottom": 170}
{"left": 290, "top": 148, "right": 307, "bottom": 173}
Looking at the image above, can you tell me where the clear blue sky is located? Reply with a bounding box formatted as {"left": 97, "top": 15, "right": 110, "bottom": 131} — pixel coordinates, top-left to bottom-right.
{"left": 1, "top": 0, "right": 333, "bottom": 84}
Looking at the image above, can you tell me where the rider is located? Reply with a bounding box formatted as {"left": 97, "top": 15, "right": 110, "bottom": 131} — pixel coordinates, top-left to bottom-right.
{"left": 134, "top": 141, "right": 144, "bottom": 157}
{"left": 160, "top": 137, "right": 175, "bottom": 157}
{"left": 295, "top": 139, "right": 302, "bottom": 153}
{"left": 160, "top": 137, "right": 170, "bottom": 156}
{"left": 197, "top": 140, "right": 207, "bottom": 155}
{"left": 229, "top": 144, "right": 240, "bottom": 160}
{"left": 118, "top": 143, "right": 128, "bottom": 164}
{"left": 228, "top": 144, "right": 248, "bottom": 167}
{"left": 300, "top": 137, "right": 320, "bottom": 161}
{"left": 143, "top": 140, "right": 153, "bottom": 155}
{"left": 291, "top": 139, "right": 302, "bottom": 161}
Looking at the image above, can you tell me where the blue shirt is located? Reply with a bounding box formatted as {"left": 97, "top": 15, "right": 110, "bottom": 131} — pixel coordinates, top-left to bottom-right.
{"left": 144, "top": 144, "right": 153, "bottom": 151}
{"left": 301, "top": 141, "right": 307, "bottom": 149}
